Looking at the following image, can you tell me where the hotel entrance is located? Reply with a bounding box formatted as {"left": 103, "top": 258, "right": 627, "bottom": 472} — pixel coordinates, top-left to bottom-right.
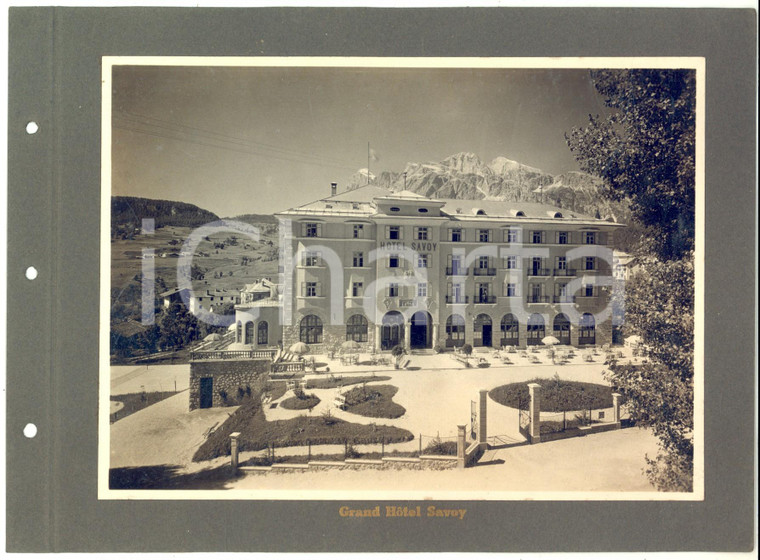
{"left": 381, "top": 311, "right": 404, "bottom": 350}
{"left": 410, "top": 311, "right": 432, "bottom": 349}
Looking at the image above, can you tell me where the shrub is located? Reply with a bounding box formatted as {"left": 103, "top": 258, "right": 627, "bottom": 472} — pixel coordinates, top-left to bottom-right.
{"left": 461, "top": 343, "right": 473, "bottom": 357}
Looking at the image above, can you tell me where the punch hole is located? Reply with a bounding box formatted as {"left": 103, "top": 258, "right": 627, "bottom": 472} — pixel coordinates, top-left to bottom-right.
{"left": 23, "top": 423, "right": 37, "bottom": 438}
{"left": 26, "top": 122, "right": 39, "bottom": 134}
{"left": 25, "top": 266, "right": 38, "bottom": 280}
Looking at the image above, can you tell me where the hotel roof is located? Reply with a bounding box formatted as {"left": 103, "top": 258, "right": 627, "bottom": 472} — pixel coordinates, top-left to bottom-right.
{"left": 277, "top": 184, "right": 623, "bottom": 226}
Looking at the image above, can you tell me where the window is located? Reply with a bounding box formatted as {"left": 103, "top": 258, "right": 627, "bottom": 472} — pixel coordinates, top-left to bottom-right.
{"left": 352, "top": 252, "right": 364, "bottom": 267}
{"left": 585, "top": 231, "right": 597, "bottom": 245}
{"left": 304, "top": 222, "right": 320, "bottom": 238}
{"left": 505, "top": 282, "right": 518, "bottom": 297}
{"left": 257, "top": 321, "right": 268, "bottom": 345}
{"left": 556, "top": 256, "right": 567, "bottom": 270}
{"left": 300, "top": 315, "right": 323, "bottom": 344}
{"left": 387, "top": 226, "right": 401, "bottom": 240}
{"left": 417, "top": 283, "right": 428, "bottom": 298}
{"left": 304, "top": 251, "right": 321, "bottom": 267}
{"left": 417, "top": 254, "right": 429, "bottom": 268}
{"left": 448, "top": 254, "right": 464, "bottom": 275}
{"left": 351, "top": 282, "right": 363, "bottom": 297}
{"left": 585, "top": 257, "right": 596, "bottom": 271}
{"left": 244, "top": 322, "right": 254, "bottom": 345}
{"left": 416, "top": 227, "right": 429, "bottom": 240}
{"left": 450, "top": 228, "right": 462, "bottom": 242}
{"left": 352, "top": 224, "right": 364, "bottom": 238}
{"left": 584, "top": 284, "right": 595, "bottom": 297}
{"left": 388, "top": 283, "right": 399, "bottom": 297}
{"left": 532, "top": 230, "right": 544, "bottom": 244}
{"left": 305, "top": 282, "right": 318, "bottom": 297}
{"left": 579, "top": 313, "right": 596, "bottom": 343}
{"left": 389, "top": 254, "right": 400, "bottom": 268}
{"left": 418, "top": 208, "right": 428, "bottom": 213}
{"left": 479, "top": 229, "right": 491, "bottom": 243}
{"left": 505, "top": 255, "right": 518, "bottom": 270}
{"left": 236, "top": 321, "right": 242, "bottom": 343}
{"left": 501, "top": 314, "right": 519, "bottom": 340}
{"left": 346, "top": 315, "right": 368, "bottom": 342}
{"left": 505, "top": 229, "right": 519, "bottom": 243}
{"left": 390, "top": 207, "right": 400, "bottom": 212}
{"left": 557, "top": 231, "right": 568, "bottom": 244}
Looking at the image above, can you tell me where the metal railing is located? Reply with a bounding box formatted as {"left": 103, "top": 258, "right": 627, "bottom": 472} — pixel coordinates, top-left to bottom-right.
{"left": 445, "top": 266, "right": 469, "bottom": 276}
{"left": 473, "top": 267, "right": 497, "bottom": 276}
{"left": 553, "top": 295, "right": 576, "bottom": 303}
{"left": 553, "top": 268, "right": 577, "bottom": 277}
{"left": 271, "top": 361, "right": 306, "bottom": 373}
{"left": 445, "top": 295, "right": 469, "bottom": 304}
{"left": 526, "top": 295, "right": 550, "bottom": 303}
{"left": 473, "top": 295, "right": 497, "bottom": 304}
{"left": 527, "top": 268, "right": 551, "bottom": 277}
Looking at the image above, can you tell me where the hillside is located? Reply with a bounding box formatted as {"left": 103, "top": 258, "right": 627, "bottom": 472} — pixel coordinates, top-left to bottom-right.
{"left": 112, "top": 196, "right": 220, "bottom": 239}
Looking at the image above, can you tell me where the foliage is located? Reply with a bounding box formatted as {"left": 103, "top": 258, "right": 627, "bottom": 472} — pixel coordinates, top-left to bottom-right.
{"left": 156, "top": 302, "right": 200, "bottom": 351}
{"left": 422, "top": 438, "right": 458, "bottom": 456}
{"left": 461, "top": 343, "right": 473, "bottom": 357}
{"left": 566, "top": 69, "right": 695, "bottom": 261}
{"left": 280, "top": 392, "right": 321, "bottom": 411}
{"left": 567, "top": 69, "right": 696, "bottom": 491}
{"left": 390, "top": 344, "right": 406, "bottom": 367}
{"left": 111, "top": 196, "right": 219, "bottom": 240}
{"left": 605, "top": 257, "right": 694, "bottom": 491}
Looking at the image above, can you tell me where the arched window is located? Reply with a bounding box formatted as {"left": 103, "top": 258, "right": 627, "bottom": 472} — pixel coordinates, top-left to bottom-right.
{"left": 553, "top": 313, "right": 571, "bottom": 344}
{"left": 445, "top": 314, "right": 466, "bottom": 347}
{"left": 244, "top": 321, "right": 254, "bottom": 345}
{"left": 579, "top": 313, "right": 596, "bottom": 345}
{"left": 346, "top": 314, "right": 368, "bottom": 342}
{"left": 300, "top": 315, "right": 323, "bottom": 344}
{"left": 500, "top": 314, "right": 519, "bottom": 346}
{"left": 257, "top": 321, "right": 268, "bottom": 345}
{"left": 526, "top": 313, "right": 545, "bottom": 345}
{"left": 236, "top": 321, "right": 242, "bottom": 343}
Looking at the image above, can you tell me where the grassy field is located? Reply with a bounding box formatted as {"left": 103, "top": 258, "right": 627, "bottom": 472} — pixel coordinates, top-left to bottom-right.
{"left": 110, "top": 391, "right": 180, "bottom": 423}
{"left": 280, "top": 392, "right": 321, "bottom": 410}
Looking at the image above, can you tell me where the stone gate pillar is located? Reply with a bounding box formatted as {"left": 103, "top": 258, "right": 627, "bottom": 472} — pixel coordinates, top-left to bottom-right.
{"left": 457, "top": 424, "right": 466, "bottom": 469}
{"left": 375, "top": 324, "right": 382, "bottom": 352}
{"left": 528, "top": 383, "right": 542, "bottom": 443}
{"left": 612, "top": 392, "right": 622, "bottom": 426}
{"left": 478, "top": 389, "right": 488, "bottom": 449}
{"left": 230, "top": 431, "right": 241, "bottom": 471}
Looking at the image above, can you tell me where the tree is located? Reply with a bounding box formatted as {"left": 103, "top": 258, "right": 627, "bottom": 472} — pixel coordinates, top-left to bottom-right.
{"left": 390, "top": 344, "right": 406, "bottom": 369}
{"left": 566, "top": 69, "right": 695, "bottom": 261}
{"left": 566, "top": 69, "right": 696, "bottom": 491}
{"left": 157, "top": 302, "right": 200, "bottom": 351}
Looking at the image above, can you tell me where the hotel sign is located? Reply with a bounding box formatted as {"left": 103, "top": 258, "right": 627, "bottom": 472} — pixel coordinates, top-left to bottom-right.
{"left": 379, "top": 241, "right": 438, "bottom": 252}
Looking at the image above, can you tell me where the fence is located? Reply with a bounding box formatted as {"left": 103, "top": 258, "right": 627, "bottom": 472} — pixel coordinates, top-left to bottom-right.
{"left": 271, "top": 361, "right": 305, "bottom": 373}
{"left": 419, "top": 433, "right": 459, "bottom": 457}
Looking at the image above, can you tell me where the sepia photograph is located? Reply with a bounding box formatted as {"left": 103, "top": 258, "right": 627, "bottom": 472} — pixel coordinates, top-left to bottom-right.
{"left": 100, "top": 57, "right": 703, "bottom": 500}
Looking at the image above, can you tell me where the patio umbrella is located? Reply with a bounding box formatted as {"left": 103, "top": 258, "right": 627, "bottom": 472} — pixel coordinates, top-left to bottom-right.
{"left": 289, "top": 342, "right": 309, "bottom": 355}
{"left": 341, "top": 340, "right": 360, "bottom": 351}
{"left": 203, "top": 333, "right": 223, "bottom": 341}
{"left": 541, "top": 335, "right": 560, "bottom": 346}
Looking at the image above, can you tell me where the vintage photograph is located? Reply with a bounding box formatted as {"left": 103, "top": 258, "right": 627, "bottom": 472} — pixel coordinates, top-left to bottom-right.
{"left": 100, "top": 57, "right": 702, "bottom": 500}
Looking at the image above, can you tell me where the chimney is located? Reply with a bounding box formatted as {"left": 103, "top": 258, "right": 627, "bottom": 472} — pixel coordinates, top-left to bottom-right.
{"left": 330, "top": 182, "right": 337, "bottom": 197}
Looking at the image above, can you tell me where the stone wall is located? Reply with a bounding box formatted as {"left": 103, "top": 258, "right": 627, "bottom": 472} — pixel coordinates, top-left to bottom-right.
{"left": 189, "top": 358, "right": 270, "bottom": 410}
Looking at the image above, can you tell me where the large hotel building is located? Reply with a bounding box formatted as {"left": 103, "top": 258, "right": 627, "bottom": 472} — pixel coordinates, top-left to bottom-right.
{"left": 233, "top": 184, "right": 623, "bottom": 353}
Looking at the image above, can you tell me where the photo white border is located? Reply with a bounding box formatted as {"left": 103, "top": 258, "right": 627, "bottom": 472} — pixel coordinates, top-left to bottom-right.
{"left": 98, "top": 56, "right": 705, "bottom": 501}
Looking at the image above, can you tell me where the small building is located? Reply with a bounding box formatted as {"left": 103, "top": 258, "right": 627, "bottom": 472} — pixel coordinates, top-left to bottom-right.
{"left": 232, "top": 278, "right": 281, "bottom": 349}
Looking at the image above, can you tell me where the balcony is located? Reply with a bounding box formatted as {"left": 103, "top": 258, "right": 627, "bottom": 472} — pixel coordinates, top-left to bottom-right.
{"left": 445, "top": 295, "right": 469, "bottom": 304}
{"left": 527, "top": 295, "right": 550, "bottom": 304}
{"left": 473, "top": 295, "right": 497, "bottom": 304}
{"left": 473, "top": 267, "right": 497, "bottom": 276}
{"left": 553, "top": 268, "right": 577, "bottom": 277}
{"left": 527, "top": 268, "right": 551, "bottom": 277}
{"left": 553, "top": 295, "right": 576, "bottom": 303}
{"left": 446, "top": 266, "right": 469, "bottom": 276}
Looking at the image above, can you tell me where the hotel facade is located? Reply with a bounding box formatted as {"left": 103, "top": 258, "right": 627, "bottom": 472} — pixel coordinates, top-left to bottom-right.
{"left": 233, "top": 184, "right": 624, "bottom": 353}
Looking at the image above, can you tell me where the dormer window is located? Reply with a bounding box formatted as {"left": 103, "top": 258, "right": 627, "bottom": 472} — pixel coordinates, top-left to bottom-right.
{"left": 553, "top": 212, "right": 563, "bottom": 218}
{"left": 476, "top": 209, "right": 486, "bottom": 215}
{"left": 390, "top": 207, "right": 400, "bottom": 212}
{"left": 515, "top": 211, "right": 526, "bottom": 217}
{"left": 418, "top": 208, "right": 428, "bottom": 213}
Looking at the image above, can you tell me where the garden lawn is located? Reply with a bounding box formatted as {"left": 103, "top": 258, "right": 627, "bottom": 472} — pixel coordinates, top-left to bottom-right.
{"left": 279, "top": 393, "right": 321, "bottom": 410}
{"left": 343, "top": 384, "right": 406, "bottom": 419}
{"left": 489, "top": 377, "right": 620, "bottom": 412}
{"left": 193, "top": 398, "right": 413, "bottom": 462}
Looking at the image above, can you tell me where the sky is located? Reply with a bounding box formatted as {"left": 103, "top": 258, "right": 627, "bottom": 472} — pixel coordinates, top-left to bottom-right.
{"left": 111, "top": 64, "right": 612, "bottom": 217}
